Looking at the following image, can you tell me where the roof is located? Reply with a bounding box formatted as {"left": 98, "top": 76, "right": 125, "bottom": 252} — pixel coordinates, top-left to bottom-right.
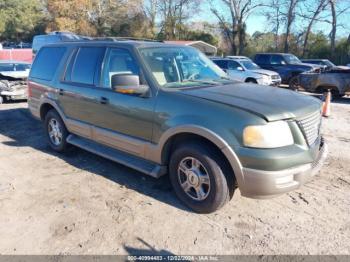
{"left": 255, "top": 53, "right": 292, "bottom": 56}
{"left": 226, "top": 56, "right": 249, "bottom": 60}
{"left": 47, "top": 40, "right": 168, "bottom": 48}
{"left": 301, "top": 59, "right": 328, "bottom": 61}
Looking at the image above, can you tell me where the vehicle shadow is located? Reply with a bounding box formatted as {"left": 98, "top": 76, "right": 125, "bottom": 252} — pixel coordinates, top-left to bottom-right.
{"left": 124, "top": 237, "right": 176, "bottom": 256}
{"left": 0, "top": 107, "right": 190, "bottom": 212}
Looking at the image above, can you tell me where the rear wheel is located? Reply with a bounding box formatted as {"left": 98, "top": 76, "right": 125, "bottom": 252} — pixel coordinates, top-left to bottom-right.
{"left": 44, "top": 110, "right": 70, "bottom": 152}
{"left": 169, "top": 142, "right": 234, "bottom": 213}
{"left": 288, "top": 76, "right": 299, "bottom": 91}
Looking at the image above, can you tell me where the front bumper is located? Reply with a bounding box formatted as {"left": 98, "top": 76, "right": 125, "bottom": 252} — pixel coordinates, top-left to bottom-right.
{"left": 239, "top": 138, "right": 328, "bottom": 199}
{"left": 0, "top": 89, "right": 27, "bottom": 100}
{"left": 257, "top": 78, "right": 282, "bottom": 86}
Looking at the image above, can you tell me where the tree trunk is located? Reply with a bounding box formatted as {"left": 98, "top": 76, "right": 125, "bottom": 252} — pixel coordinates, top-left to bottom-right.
{"left": 330, "top": 0, "right": 337, "bottom": 59}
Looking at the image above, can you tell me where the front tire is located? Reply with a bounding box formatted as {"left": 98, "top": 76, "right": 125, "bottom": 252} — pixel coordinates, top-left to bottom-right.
{"left": 44, "top": 110, "right": 69, "bottom": 152}
{"left": 246, "top": 79, "right": 257, "bottom": 84}
{"left": 169, "top": 143, "right": 234, "bottom": 213}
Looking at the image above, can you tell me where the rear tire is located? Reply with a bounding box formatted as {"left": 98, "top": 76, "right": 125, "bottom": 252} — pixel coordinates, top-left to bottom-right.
{"left": 44, "top": 110, "right": 70, "bottom": 152}
{"left": 289, "top": 76, "right": 299, "bottom": 91}
{"left": 169, "top": 142, "right": 234, "bottom": 213}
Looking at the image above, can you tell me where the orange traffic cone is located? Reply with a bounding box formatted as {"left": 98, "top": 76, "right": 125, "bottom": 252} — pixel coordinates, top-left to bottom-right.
{"left": 322, "top": 90, "right": 331, "bottom": 117}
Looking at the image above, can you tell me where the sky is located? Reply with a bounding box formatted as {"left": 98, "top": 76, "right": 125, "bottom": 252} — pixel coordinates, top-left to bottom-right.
{"left": 191, "top": 0, "right": 350, "bottom": 38}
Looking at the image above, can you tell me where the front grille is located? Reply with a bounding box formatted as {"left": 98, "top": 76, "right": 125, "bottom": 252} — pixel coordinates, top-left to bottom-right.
{"left": 271, "top": 75, "right": 280, "bottom": 80}
{"left": 297, "top": 111, "right": 322, "bottom": 146}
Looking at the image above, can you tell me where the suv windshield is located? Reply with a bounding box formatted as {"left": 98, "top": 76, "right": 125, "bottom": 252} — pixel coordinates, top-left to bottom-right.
{"left": 284, "top": 54, "right": 301, "bottom": 64}
{"left": 139, "top": 46, "right": 229, "bottom": 88}
{"left": 240, "top": 60, "right": 260, "bottom": 70}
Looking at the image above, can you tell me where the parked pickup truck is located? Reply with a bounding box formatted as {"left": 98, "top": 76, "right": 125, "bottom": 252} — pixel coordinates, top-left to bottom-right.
{"left": 254, "top": 53, "right": 322, "bottom": 89}
{"left": 298, "top": 67, "right": 350, "bottom": 97}
{"left": 28, "top": 40, "right": 327, "bottom": 213}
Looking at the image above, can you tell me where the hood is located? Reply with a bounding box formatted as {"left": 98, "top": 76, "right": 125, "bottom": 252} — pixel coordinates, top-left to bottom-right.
{"left": 0, "top": 70, "right": 29, "bottom": 80}
{"left": 249, "top": 69, "right": 280, "bottom": 77}
{"left": 335, "top": 66, "right": 350, "bottom": 70}
{"left": 182, "top": 83, "right": 321, "bottom": 122}
{"left": 292, "top": 62, "right": 323, "bottom": 71}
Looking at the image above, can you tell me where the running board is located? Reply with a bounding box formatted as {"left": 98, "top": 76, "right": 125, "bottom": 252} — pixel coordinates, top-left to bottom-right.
{"left": 66, "top": 134, "right": 167, "bottom": 178}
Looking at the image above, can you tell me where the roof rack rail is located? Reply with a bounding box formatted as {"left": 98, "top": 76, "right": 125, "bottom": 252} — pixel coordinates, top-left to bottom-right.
{"left": 89, "top": 37, "right": 163, "bottom": 43}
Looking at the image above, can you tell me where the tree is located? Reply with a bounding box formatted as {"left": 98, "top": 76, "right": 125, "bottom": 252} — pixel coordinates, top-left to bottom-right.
{"left": 283, "top": 0, "right": 301, "bottom": 53}
{"left": 144, "top": 0, "right": 159, "bottom": 38}
{"left": 0, "top": 0, "right": 45, "bottom": 42}
{"left": 210, "top": 0, "right": 265, "bottom": 55}
{"left": 263, "top": 0, "right": 284, "bottom": 51}
{"left": 300, "top": 0, "right": 328, "bottom": 56}
{"left": 157, "top": 0, "right": 200, "bottom": 40}
{"left": 45, "top": 0, "right": 96, "bottom": 35}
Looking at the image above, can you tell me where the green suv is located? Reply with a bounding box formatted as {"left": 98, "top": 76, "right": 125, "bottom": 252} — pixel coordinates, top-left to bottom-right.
{"left": 28, "top": 40, "right": 328, "bottom": 213}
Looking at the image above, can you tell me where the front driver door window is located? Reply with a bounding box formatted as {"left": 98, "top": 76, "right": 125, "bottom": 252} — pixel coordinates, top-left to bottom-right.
{"left": 102, "top": 48, "right": 141, "bottom": 88}
{"left": 226, "top": 60, "right": 244, "bottom": 81}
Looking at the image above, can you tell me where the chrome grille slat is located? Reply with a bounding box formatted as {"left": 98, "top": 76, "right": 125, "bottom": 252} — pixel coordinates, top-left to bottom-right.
{"left": 297, "top": 111, "right": 322, "bottom": 146}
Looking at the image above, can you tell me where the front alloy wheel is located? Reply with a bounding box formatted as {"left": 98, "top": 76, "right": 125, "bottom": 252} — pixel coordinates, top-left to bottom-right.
{"left": 169, "top": 142, "right": 234, "bottom": 213}
{"left": 178, "top": 157, "right": 211, "bottom": 201}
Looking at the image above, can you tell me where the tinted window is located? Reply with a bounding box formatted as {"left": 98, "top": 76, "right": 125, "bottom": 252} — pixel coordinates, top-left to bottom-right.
{"left": 69, "top": 47, "right": 105, "bottom": 85}
{"left": 30, "top": 47, "right": 66, "bottom": 81}
{"left": 213, "top": 60, "right": 228, "bottom": 69}
{"left": 102, "top": 48, "right": 140, "bottom": 88}
{"left": 270, "top": 55, "right": 285, "bottom": 65}
{"left": 0, "top": 64, "right": 15, "bottom": 71}
{"left": 16, "top": 64, "right": 31, "bottom": 71}
{"left": 228, "top": 60, "right": 241, "bottom": 70}
{"left": 255, "top": 54, "right": 270, "bottom": 64}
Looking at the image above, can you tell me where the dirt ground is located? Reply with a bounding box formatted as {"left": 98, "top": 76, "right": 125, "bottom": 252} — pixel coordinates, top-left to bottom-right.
{"left": 0, "top": 96, "right": 349, "bottom": 255}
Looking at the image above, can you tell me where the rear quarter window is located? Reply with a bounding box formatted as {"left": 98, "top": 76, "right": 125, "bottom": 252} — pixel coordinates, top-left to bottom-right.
{"left": 30, "top": 47, "right": 66, "bottom": 81}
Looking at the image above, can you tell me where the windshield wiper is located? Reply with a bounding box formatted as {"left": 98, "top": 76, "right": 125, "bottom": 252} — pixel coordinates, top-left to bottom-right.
{"left": 181, "top": 79, "right": 219, "bottom": 85}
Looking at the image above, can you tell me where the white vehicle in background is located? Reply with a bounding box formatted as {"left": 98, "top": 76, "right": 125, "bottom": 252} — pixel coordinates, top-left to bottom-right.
{"left": 225, "top": 56, "right": 282, "bottom": 86}
{"left": 0, "top": 60, "right": 31, "bottom": 103}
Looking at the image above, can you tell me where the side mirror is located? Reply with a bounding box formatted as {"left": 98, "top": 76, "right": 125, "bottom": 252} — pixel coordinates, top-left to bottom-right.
{"left": 237, "top": 67, "right": 244, "bottom": 71}
{"left": 111, "top": 74, "right": 149, "bottom": 96}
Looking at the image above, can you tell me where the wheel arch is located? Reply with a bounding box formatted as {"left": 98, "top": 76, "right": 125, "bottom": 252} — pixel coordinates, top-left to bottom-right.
{"left": 154, "top": 125, "right": 244, "bottom": 188}
{"left": 39, "top": 100, "right": 66, "bottom": 122}
{"left": 245, "top": 77, "right": 257, "bottom": 83}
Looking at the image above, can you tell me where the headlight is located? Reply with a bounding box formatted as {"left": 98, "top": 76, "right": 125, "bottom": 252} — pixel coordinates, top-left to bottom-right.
{"left": 257, "top": 75, "right": 271, "bottom": 85}
{"left": 243, "top": 121, "right": 294, "bottom": 148}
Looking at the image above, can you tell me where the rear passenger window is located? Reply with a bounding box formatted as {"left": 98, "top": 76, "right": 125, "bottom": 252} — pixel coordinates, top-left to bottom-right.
{"left": 255, "top": 55, "right": 270, "bottom": 64}
{"left": 213, "top": 60, "right": 228, "bottom": 69}
{"left": 270, "top": 55, "right": 284, "bottom": 65}
{"left": 68, "top": 47, "right": 105, "bottom": 85}
{"left": 30, "top": 47, "right": 66, "bottom": 81}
